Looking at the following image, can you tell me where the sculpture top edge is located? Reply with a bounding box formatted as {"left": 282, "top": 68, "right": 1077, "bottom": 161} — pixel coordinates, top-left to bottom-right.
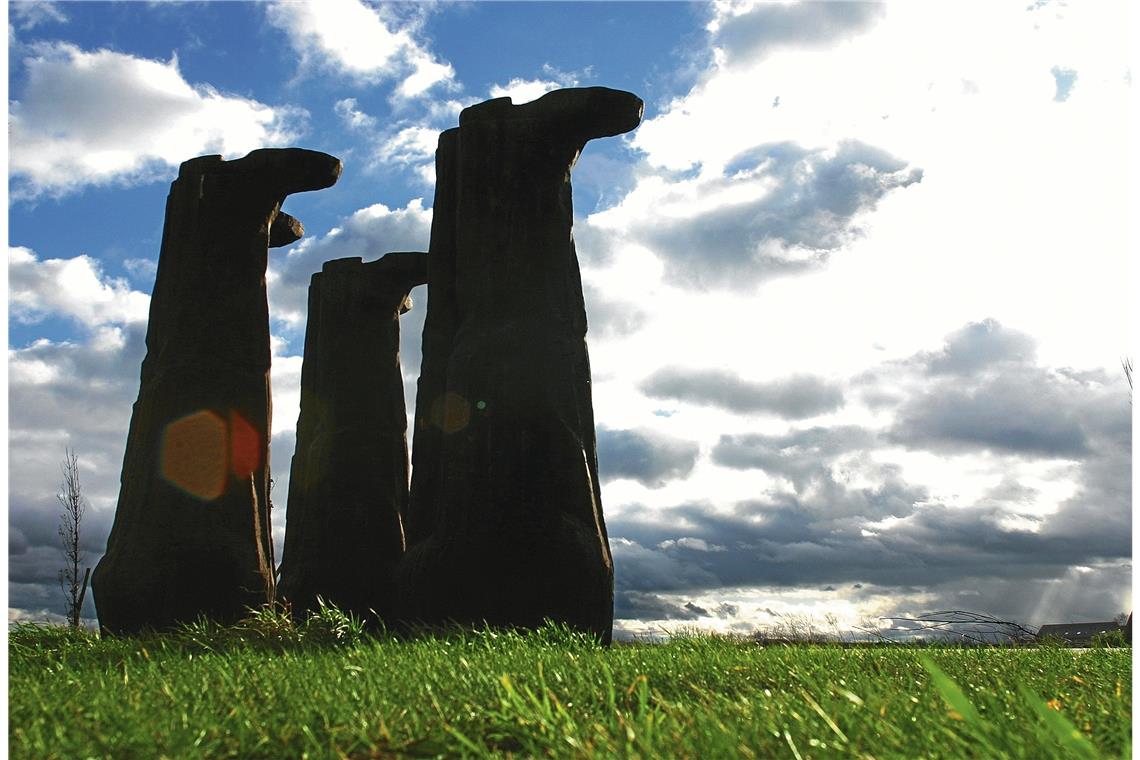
{"left": 176, "top": 148, "right": 343, "bottom": 195}
{"left": 318, "top": 252, "right": 428, "bottom": 289}
{"left": 368, "top": 250, "right": 428, "bottom": 272}
{"left": 322, "top": 256, "right": 365, "bottom": 272}
{"left": 458, "top": 86, "right": 643, "bottom": 138}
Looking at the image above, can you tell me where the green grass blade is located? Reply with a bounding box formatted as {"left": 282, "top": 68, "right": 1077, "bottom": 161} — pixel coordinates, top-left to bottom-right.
{"left": 921, "top": 657, "right": 983, "bottom": 727}
{"left": 445, "top": 725, "right": 487, "bottom": 757}
{"left": 1017, "top": 684, "right": 1101, "bottom": 760}
{"left": 801, "top": 689, "right": 848, "bottom": 744}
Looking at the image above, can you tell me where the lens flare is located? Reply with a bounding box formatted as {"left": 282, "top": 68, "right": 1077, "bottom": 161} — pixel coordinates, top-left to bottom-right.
{"left": 160, "top": 409, "right": 263, "bottom": 500}
{"left": 229, "top": 410, "right": 261, "bottom": 478}
{"left": 431, "top": 392, "right": 471, "bottom": 434}
{"left": 161, "top": 410, "right": 228, "bottom": 501}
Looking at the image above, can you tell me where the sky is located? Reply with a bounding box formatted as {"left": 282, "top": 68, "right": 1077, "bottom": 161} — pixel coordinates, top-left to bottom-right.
{"left": 6, "top": 0, "right": 1134, "bottom": 638}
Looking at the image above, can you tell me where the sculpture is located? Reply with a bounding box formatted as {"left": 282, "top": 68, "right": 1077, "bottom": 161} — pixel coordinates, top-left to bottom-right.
{"left": 399, "top": 88, "right": 643, "bottom": 642}
{"left": 93, "top": 148, "right": 342, "bottom": 634}
{"left": 277, "top": 253, "right": 427, "bottom": 622}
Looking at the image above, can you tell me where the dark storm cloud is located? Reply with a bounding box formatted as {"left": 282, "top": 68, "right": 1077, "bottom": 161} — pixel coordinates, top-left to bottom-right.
{"left": 860, "top": 561, "right": 1132, "bottom": 630}
{"left": 611, "top": 537, "right": 720, "bottom": 592}
{"left": 614, "top": 591, "right": 703, "bottom": 621}
{"left": 887, "top": 353, "right": 1126, "bottom": 460}
{"left": 611, "top": 490, "right": 1128, "bottom": 601}
{"left": 712, "top": 425, "right": 875, "bottom": 488}
{"left": 9, "top": 496, "right": 115, "bottom": 561}
{"left": 640, "top": 141, "right": 921, "bottom": 289}
{"left": 8, "top": 513, "right": 108, "bottom": 620}
{"left": 855, "top": 319, "right": 1127, "bottom": 459}
{"left": 889, "top": 372, "right": 1091, "bottom": 457}
{"left": 610, "top": 353, "right": 1129, "bottom": 624}
{"left": 642, "top": 368, "right": 844, "bottom": 419}
{"left": 596, "top": 427, "right": 699, "bottom": 488}
{"left": 1040, "top": 431, "right": 1131, "bottom": 552}
{"left": 713, "top": 2, "right": 886, "bottom": 64}
{"left": 10, "top": 528, "right": 31, "bottom": 556}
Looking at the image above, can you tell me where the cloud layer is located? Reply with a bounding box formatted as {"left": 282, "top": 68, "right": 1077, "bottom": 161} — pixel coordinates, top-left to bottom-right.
{"left": 596, "top": 428, "right": 699, "bottom": 488}
{"left": 9, "top": 43, "right": 306, "bottom": 198}
{"left": 607, "top": 319, "right": 1130, "bottom": 629}
{"left": 642, "top": 369, "right": 844, "bottom": 419}
{"left": 10, "top": 247, "right": 150, "bottom": 327}
{"left": 589, "top": 141, "right": 921, "bottom": 289}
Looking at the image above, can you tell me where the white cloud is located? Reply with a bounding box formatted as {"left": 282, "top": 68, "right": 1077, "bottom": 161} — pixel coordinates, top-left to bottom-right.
{"left": 266, "top": 0, "right": 454, "bottom": 97}
{"left": 398, "top": 52, "right": 456, "bottom": 99}
{"left": 583, "top": 0, "right": 1128, "bottom": 378}
{"left": 588, "top": 140, "right": 921, "bottom": 289}
{"left": 708, "top": 1, "right": 885, "bottom": 64}
{"left": 489, "top": 78, "right": 566, "bottom": 105}
{"left": 9, "top": 43, "right": 306, "bottom": 198}
{"left": 488, "top": 65, "right": 583, "bottom": 104}
{"left": 268, "top": 199, "right": 433, "bottom": 331}
{"left": 9, "top": 246, "right": 151, "bottom": 327}
{"left": 425, "top": 98, "right": 473, "bottom": 124}
{"left": 334, "top": 97, "right": 377, "bottom": 131}
{"left": 10, "top": 1, "right": 68, "bottom": 30}
{"left": 375, "top": 126, "right": 439, "bottom": 170}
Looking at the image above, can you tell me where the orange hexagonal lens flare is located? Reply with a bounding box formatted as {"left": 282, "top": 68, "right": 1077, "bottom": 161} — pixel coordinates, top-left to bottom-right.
{"left": 160, "top": 409, "right": 263, "bottom": 501}
{"left": 161, "top": 410, "right": 228, "bottom": 501}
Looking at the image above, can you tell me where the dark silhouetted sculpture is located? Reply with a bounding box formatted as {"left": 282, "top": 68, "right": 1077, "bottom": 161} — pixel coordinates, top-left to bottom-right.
{"left": 278, "top": 253, "right": 427, "bottom": 622}
{"left": 399, "top": 88, "right": 643, "bottom": 642}
{"left": 93, "top": 148, "right": 342, "bottom": 634}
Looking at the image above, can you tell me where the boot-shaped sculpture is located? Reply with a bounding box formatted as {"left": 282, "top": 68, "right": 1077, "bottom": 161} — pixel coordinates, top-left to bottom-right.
{"left": 278, "top": 253, "right": 428, "bottom": 623}
{"left": 93, "top": 148, "right": 342, "bottom": 634}
{"left": 399, "top": 88, "right": 643, "bottom": 642}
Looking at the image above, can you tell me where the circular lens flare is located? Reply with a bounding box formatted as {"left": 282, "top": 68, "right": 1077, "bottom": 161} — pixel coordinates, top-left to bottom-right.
{"left": 161, "top": 410, "right": 228, "bottom": 501}
{"left": 160, "top": 409, "right": 263, "bottom": 500}
{"left": 431, "top": 392, "right": 471, "bottom": 434}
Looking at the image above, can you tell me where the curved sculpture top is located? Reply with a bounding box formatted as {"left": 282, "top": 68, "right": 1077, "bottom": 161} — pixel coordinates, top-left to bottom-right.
{"left": 93, "top": 148, "right": 342, "bottom": 635}
{"left": 459, "top": 86, "right": 644, "bottom": 138}
{"left": 279, "top": 252, "right": 428, "bottom": 623}
{"left": 401, "top": 87, "right": 643, "bottom": 643}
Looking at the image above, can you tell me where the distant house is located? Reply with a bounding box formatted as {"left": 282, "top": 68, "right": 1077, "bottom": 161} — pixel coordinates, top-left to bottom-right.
{"left": 1036, "top": 620, "right": 1127, "bottom": 646}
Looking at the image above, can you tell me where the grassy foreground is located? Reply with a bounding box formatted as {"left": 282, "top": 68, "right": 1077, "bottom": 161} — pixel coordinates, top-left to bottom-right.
{"left": 8, "top": 614, "right": 1131, "bottom": 759}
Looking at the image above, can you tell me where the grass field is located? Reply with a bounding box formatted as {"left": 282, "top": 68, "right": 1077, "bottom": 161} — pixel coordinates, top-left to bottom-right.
{"left": 8, "top": 612, "right": 1132, "bottom": 759}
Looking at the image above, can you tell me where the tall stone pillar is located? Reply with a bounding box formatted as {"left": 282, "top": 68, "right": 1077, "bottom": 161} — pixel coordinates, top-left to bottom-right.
{"left": 399, "top": 88, "right": 643, "bottom": 642}
{"left": 93, "top": 148, "right": 342, "bottom": 634}
{"left": 278, "top": 252, "right": 427, "bottom": 622}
